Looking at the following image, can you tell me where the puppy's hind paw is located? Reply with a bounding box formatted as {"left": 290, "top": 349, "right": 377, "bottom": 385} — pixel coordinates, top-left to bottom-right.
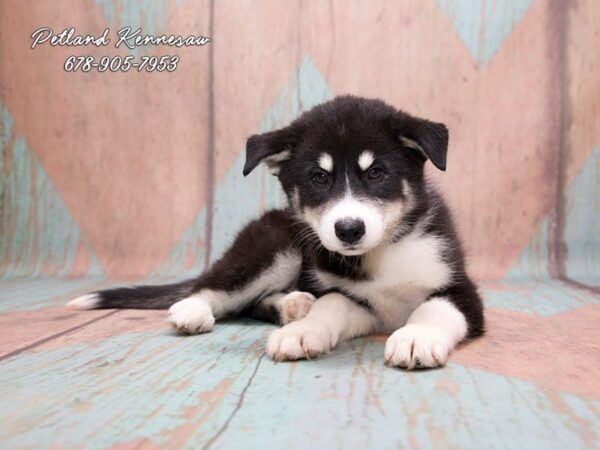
{"left": 167, "top": 297, "right": 215, "bottom": 335}
{"left": 279, "top": 291, "right": 316, "bottom": 324}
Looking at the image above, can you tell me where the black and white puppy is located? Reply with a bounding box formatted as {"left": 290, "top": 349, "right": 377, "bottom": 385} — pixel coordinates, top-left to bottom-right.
{"left": 69, "top": 96, "right": 484, "bottom": 369}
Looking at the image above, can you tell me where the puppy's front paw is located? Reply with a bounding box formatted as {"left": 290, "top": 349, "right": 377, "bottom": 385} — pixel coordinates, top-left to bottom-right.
{"left": 279, "top": 291, "right": 316, "bottom": 324}
{"left": 384, "top": 324, "right": 451, "bottom": 370}
{"left": 167, "top": 297, "right": 215, "bottom": 334}
{"left": 266, "top": 321, "right": 332, "bottom": 361}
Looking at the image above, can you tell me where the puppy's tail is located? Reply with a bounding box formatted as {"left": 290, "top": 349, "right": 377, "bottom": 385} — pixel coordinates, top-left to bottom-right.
{"left": 67, "top": 278, "right": 197, "bottom": 310}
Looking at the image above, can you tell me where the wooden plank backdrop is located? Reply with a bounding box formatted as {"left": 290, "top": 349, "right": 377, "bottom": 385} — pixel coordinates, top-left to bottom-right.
{"left": 0, "top": 1, "right": 599, "bottom": 449}
{"left": 1, "top": 0, "right": 597, "bottom": 283}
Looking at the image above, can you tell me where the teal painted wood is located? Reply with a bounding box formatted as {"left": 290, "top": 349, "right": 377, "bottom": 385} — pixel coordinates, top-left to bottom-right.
{"left": 437, "top": 0, "right": 534, "bottom": 66}
{"left": 151, "top": 210, "right": 209, "bottom": 278}
{"left": 0, "top": 322, "right": 271, "bottom": 449}
{"left": 0, "top": 103, "right": 104, "bottom": 279}
{"left": 0, "top": 322, "right": 598, "bottom": 450}
{"left": 0, "top": 276, "right": 107, "bottom": 312}
{"left": 482, "top": 278, "right": 600, "bottom": 316}
{"left": 209, "top": 55, "right": 333, "bottom": 262}
{"left": 504, "top": 142, "right": 600, "bottom": 288}
{"left": 505, "top": 216, "right": 553, "bottom": 280}
{"left": 152, "top": 56, "right": 333, "bottom": 274}
{"left": 94, "top": 0, "right": 186, "bottom": 56}
{"left": 564, "top": 144, "right": 600, "bottom": 287}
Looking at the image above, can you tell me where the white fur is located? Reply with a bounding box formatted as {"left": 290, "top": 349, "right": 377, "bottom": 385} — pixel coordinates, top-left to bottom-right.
{"left": 313, "top": 230, "right": 451, "bottom": 332}
{"left": 259, "top": 291, "right": 315, "bottom": 324}
{"left": 358, "top": 150, "right": 374, "bottom": 171}
{"left": 317, "top": 193, "right": 385, "bottom": 255}
{"left": 318, "top": 153, "right": 333, "bottom": 172}
{"left": 168, "top": 251, "right": 302, "bottom": 333}
{"left": 67, "top": 293, "right": 100, "bottom": 310}
{"left": 266, "top": 292, "right": 376, "bottom": 361}
{"left": 278, "top": 291, "right": 316, "bottom": 324}
{"left": 264, "top": 150, "right": 292, "bottom": 174}
{"left": 385, "top": 298, "right": 467, "bottom": 369}
{"left": 167, "top": 295, "right": 215, "bottom": 334}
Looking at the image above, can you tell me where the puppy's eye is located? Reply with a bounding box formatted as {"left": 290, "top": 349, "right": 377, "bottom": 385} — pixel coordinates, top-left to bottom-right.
{"left": 312, "top": 171, "right": 329, "bottom": 185}
{"left": 367, "top": 167, "right": 383, "bottom": 180}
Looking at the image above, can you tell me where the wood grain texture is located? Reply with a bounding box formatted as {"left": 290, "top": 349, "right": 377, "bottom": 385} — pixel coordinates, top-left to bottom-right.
{"left": 0, "top": 0, "right": 598, "bottom": 284}
{"left": 0, "top": 0, "right": 212, "bottom": 278}
{"left": 1, "top": 2, "right": 599, "bottom": 447}
{"left": 0, "top": 286, "right": 599, "bottom": 449}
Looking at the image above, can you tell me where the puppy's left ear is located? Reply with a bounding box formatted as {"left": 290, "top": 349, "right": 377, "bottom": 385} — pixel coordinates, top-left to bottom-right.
{"left": 243, "top": 125, "right": 301, "bottom": 176}
{"left": 392, "top": 113, "right": 449, "bottom": 171}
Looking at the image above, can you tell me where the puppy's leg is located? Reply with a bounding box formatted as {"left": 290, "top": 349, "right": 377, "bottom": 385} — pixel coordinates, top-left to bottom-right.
{"left": 385, "top": 280, "right": 483, "bottom": 369}
{"left": 167, "top": 210, "right": 302, "bottom": 334}
{"left": 248, "top": 291, "right": 316, "bottom": 325}
{"left": 266, "top": 292, "right": 377, "bottom": 361}
{"left": 168, "top": 250, "right": 301, "bottom": 334}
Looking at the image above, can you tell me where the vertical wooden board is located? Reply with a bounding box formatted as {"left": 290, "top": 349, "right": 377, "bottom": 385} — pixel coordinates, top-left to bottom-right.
{"left": 208, "top": 0, "right": 304, "bottom": 260}
{"left": 563, "top": 1, "right": 600, "bottom": 182}
{"left": 0, "top": 0, "right": 212, "bottom": 279}
{"left": 0, "top": 103, "right": 105, "bottom": 278}
{"left": 295, "top": 0, "right": 562, "bottom": 280}
{"left": 211, "top": 0, "right": 302, "bottom": 182}
{"left": 210, "top": 56, "right": 333, "bottom": 259}
{"left": 562, "top": 2, "right": 600, "bottom": 286}
{"left": 563, "top": 144, "right": 600, "bottom": 286}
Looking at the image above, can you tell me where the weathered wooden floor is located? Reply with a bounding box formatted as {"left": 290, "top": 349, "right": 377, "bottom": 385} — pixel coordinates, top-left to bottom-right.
{"left": 1, "top": 277, "right": 599, "bottom": 450}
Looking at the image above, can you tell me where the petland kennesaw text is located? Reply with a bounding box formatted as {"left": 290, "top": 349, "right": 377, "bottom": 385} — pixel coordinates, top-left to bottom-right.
{"left": 31, "top": 27, "right": 211, "bottom": 50}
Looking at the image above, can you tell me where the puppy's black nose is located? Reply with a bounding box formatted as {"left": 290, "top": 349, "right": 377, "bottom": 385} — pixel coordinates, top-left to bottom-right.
{"left": 335, "top": 219, "right": 365, "bottom": 244}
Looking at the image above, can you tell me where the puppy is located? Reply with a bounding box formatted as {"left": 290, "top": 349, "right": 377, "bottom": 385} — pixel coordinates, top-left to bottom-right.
{"left": 69, "top": 96, "right": 484, "bottom": 369}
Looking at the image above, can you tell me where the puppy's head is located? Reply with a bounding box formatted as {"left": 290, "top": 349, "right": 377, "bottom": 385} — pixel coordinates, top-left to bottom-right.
{"left": 243, "top": 96, "right": 448, "bottom": 256}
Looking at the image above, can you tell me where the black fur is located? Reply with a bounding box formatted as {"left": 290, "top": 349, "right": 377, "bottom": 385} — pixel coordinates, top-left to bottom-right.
{"left": 88, "top": 95, "right": 484, "bottom": 339}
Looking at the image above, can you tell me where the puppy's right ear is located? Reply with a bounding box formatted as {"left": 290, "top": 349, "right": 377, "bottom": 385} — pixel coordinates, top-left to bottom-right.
{"left": 243, "top": 125, "right": 301, "bottom": 176}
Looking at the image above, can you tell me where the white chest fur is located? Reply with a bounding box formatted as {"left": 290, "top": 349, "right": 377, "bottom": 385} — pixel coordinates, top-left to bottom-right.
{"left": 313, "top": 232, "right": 452, "bottom": 332}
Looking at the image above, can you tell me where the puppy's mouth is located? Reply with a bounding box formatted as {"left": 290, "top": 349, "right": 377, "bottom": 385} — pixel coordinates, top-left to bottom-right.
{"left": 337, "top": 244, "right": 366, "bottom": 256}
{"left": 319, "top": 236, "right": 382, "bottom": 256}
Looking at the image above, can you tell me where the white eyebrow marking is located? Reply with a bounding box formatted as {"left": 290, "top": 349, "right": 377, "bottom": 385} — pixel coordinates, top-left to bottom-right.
{"left": 318, "top": 153, "right": 333, "bottom": 172}
{"left": 358, "top": 151, "right": 374, "bottom": 171}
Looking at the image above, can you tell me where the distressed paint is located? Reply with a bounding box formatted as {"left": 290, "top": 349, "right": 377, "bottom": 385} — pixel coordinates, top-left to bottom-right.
{"left": 564, "top": 144, "right": 600, "bottom": 286}
{"left": 0, "top": 1, "right": 599, "bottom": 448}
{"left": 0, "top": 276, "right": 107, "bottom": 312}
{"left": 151, "top": 210, "right": 208, "bottom": 277}
{"left": 210, "top": 56, "right": 332, "bottom": 261}
{"left": 0, "top": 1, "right": 597, "bottom": 281}
{"left": 0, "top": 323, "right": 270, "bottom": 449}
{"left": 505, "top": 216, "right": 552, "bottom": 280}
{"left": 437, "top": 0, "right": 534, "bottom": 66}
{"left": 560, "top": 0, "right": 600, "bottom": 288}
{"left": 0, "top": 0, "right": 212, "bottom": 278}
{"left": 296, "top": 0, "right": 565, "bottom": 280}
{"left": 482, "top": 278, "right": 600, "bottom": 316}
{"left": 452, "top": 304, "right": 600, "bottom": 401}
{"left": 0, "top": 318, "right": 599, "bottom": 449}
{"left": 0, "top": 103, "right": 104, "bottom": 278}
{"left": 95, "top": 0, "right": 185, "bottom": 55}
